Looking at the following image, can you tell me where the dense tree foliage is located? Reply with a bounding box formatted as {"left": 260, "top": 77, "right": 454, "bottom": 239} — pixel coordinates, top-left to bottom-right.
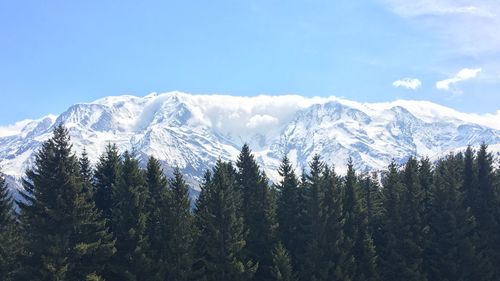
{"left": 109, "top": 151, "right": 151, "bottom": 281}
{"left": 193, "top": 160, "right": 257, "bottom": 281}
{"left": 2, "top": 126, "right": 500, "bottom": 281}
{"left": 165, "top": 167, "right": 194, "bottom": 280}
{"left": 144, "top": 156, "right": 170, "bottom": 281}
{"left": 0, "top": 171, "right": 21, "bottom": 281}
{"left": 94, "top": 143, "right": 121, "bottom": 223}
{"left": 236, "top": 144, "right": 278, "bottom": 281}
{"left": 17, "top": 125, "right": 115, "bottom": 281}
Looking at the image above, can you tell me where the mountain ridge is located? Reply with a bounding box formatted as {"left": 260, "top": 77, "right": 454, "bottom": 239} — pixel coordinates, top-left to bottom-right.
{"left": 1, "top": 91, "right": 500, "bottom": 190}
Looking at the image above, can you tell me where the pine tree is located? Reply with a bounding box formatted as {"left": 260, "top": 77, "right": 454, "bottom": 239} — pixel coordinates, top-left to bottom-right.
{"left": 342, "top": 161, "right": 378, "bottom": 281}
{"left": 360, "top": 172, "right": 382, "bottom": 232}
{"left": 377, "top": 162, "right": 406, "bottom": 281}
{"left": 418, "top": 157, "right": 433, "bottom": 278}
{"left": 17, "top": 125, "right": 115, "bottom": 281}
{"left": 192, "top": 170, "right": 212, "bottom": 281}
{"left": 291, "top": 170, "right": 311, "bottom": 280}
{"left": 419, "top": 158, "right": 433, "bottom": 220}
{"left": 165, "top": 167, "right": 194, "bottom": 281}
{"left": 462, "top": 146, "right": 476, "bottom": 211}
{"left": 0, "top": 171, "right": 20, "bottom": 281}
{"left": 79, "top": 148, "right": 93, "bottom": 184}
{"left": 271, "top": 243, "right": 296, "bottom": 281}
{"left": 458, "top": 146, "right": 495, "bottom": 281}
{"left": 364, "top": 172, "right": 385, "bottom": 270}
{"left": 319, "top": 166, "right": 348, "bottom": 280}
{"left": 398, "top": 157, "right": 427, "bottom": 281}
{"left": 79, "top": 148, "right": 94, "bottom": 198}
{"left": 144, "top": 156, "right": 170, "bottom": 281}
{"left": 301, "top": 155, "right": 326, "bottom": 281}
{"left": 475, "top": 144, "right": 500, "bottom": 279}
{"left": 109, "top": 151, "right": 151, "bottom": 281}
{"left": 193, "top": 160, "right": 256, "bottom": 281}
{"left": 276, "top": 156, "right": 301, "bottom": 269}
{"left": 94, "top": 143, "right": 121, "bottom": 222}
{"left": 427, "top": 155, "right": 477, "bottom": 281}
{"left": 236, "top": 144, "right": 277, "bottom": 281}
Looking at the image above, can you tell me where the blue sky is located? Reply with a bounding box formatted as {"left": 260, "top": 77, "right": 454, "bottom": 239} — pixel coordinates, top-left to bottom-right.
{"left": 1, "top": 0, "right": 499, "bottom": 124}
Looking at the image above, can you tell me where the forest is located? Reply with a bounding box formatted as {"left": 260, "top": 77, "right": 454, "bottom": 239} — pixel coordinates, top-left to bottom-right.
{"left": 1, "top": 125, "right": 499, "bottom": 281}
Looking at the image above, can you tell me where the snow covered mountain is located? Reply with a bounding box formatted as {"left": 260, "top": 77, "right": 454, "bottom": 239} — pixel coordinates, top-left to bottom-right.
{"left": 1, "top": 91, "right": 500, "bottom": 191}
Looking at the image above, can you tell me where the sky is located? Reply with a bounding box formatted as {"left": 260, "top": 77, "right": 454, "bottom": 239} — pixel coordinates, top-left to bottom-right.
{"left": 1, "top": 0, "right": 500, "bottom": 124}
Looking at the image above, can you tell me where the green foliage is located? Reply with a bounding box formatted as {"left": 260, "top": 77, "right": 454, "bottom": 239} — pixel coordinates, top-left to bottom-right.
{"left": 144, "top": 156, "right": 170, "bottom": 281}
{"left": 94, "top": 143, "right": 121, "bottom": 222}
{"left": 165, "top": 167, "right": 194, "bottom": 280}
{"left": 378, "top": 158, "right": 428, "bottom": 281}
{"left": 342, "top": 161, "right": 378, "bottom": 281}
{"left": 301, "top": 155, "right": 326, "bottom": 281}
{"left": 271, "top": 243, "right": 296, "bottom": 281}
{"left": 17, "top": 125, "right": 115, "bottom": 281}
{"left": 5, "top": 125, "right": 500, "bottom": 281}
{"left": 109, "top": 151, "right": 150, "bottom": 280}
{"left": 377, "top": 162, "right": 406, "bottom": 281}
{"left": 0, "top": 171, "right": 21, "bottom": 281}
{"left": 360, "top": 172, "right": 382, "bottom": 232}
{"left": 79, "top": 148, "right": 93, "bottom": 185}
{"left": 426, "top": 155, "right": 476, "bottom": 281}
{"left": 318, "top": 165, "right": 347, "bottom": 280}
{"left": 473, "top": 144, "right": 500, "bottom": 280}
{"left": 276, "top": 156, "right": 302, "bottom": 270}
{"left": 237, "top": 144, "right": 278, "bottom": 281}
{"left": 193, "top": 160, "right": 257, "bottom": 281}
{"left": 399, "top": 157, "right": 427, "bottom": 281}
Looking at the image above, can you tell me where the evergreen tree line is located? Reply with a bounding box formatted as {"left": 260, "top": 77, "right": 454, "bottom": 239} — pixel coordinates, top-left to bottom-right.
{"left": 1, "top": 125, "right": 500, "bottom": 281}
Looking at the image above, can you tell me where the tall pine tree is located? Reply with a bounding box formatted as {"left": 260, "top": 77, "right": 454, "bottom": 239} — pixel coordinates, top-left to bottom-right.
{"left": 461, "top": 146, "right": 496, "bottom": 281}
{"left": 276, "top": 156, "right": 301, "bottom": 269}
{"left": 360, "top": 172, "right": 382, "bottom": 233}
{"left": 377, "top": 162, "right": 406, "bottom": 281}
{"left": 341, "top": 161, "right": 378, "bottom": 281}
{"left": 109, "top": 151, "right": 151, "bottom": 281}
{"left": 418, "top": 157, "right": 433, "bottom": 278}
{"left": 0, "top": 171, "right": 20, "bottom": 281}
{"left": 17, "top": 125, "right": 115, "bottom": 281}
{"left": 94, "top": 143, "right": 121, "bottom": 223}
{"left": 301, "top": 155, "right": 326, "bottom": 281}
{"left": 399, "top": 157, "right": 427, "bottom": 281}
{"left": 427, "top": 155, "right": 477, "bottom": 281}
{"left": 165, "top": 167, "right": 194, "bottom": 281}
{"left": 475, "top": 144, "right": 500, "bottom": 279}
{"left": 193, "top": 160, "right": 256, "bottom": 281}
{"left": 318, "top": 165, "right": 348, "bottom": 281}
{"left": 236, "top": 144, "right": 277, "bottom": 281}
{"left": 144, "top": 156, "right": 170, "bottom": 281}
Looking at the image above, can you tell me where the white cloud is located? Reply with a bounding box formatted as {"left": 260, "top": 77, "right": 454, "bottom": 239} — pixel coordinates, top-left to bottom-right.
{"left": 436, "top": 68, "right": 482, "bottom": 93}
{"left": 246, "top": 114, "right": 279, "bottom": 129}
{"left": 392, "top": 78, "right": 422, "bottom": 90}
{"left": 0, "top": 119, "right": 34, "bottom": 137}
{"left": 381, "top": 0, "right": 500, "bottom": 54}
{"left": 384, "top": 0, "right": 495, "bottom": 18}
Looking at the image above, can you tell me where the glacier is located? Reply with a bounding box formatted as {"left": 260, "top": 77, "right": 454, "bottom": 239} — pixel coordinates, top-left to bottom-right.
{"left": 1, "top": 91, "right": 499, "bottom": 192}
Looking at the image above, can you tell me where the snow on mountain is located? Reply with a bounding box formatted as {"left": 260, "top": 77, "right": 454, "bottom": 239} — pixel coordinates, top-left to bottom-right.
{"left": 1, "top": 91, "right": 499, "bottom": 190}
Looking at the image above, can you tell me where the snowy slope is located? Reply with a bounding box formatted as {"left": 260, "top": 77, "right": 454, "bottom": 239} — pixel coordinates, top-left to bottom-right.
{"left": 1, "top": 91, "right": 499, "bottom": 190}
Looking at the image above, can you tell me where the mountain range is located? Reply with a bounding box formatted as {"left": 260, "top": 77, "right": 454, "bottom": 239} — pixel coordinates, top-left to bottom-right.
{"left": 1, "top": 91, "right": 500, "bottom": 192}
